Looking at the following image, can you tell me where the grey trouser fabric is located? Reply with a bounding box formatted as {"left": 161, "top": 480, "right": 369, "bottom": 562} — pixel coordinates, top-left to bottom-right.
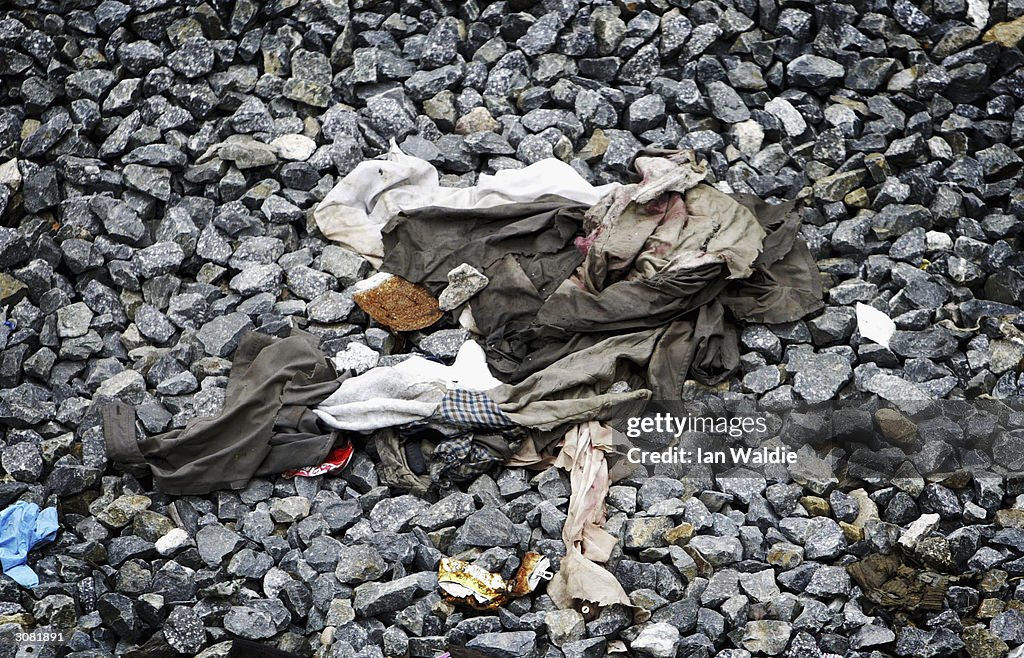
{"left": 102, "top": 328, "right": 344, "bottom": 495}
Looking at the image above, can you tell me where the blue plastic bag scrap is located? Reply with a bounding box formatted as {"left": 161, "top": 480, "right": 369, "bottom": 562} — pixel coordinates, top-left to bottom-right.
{"left": 0, "top": 501, "right": 59, "bottom": 587}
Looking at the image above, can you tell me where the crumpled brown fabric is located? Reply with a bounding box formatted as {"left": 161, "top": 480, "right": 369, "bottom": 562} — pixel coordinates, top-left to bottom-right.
{"left": 102, "top": 328, "right": 344, "bottom": 495}
{"left": 578, "top": 166, "right": 765, "bottom": 286}
{"left": 375, "top": 428, "right": 432, "bottom": 494}
{"left": 381, "top": 152, "right": 822, "bottom": 422}
{"left": 382, "top": 199, "right": 588, "bottom": 378}
{"left": 719, "top": 194, "right": 824, "bottom": 323}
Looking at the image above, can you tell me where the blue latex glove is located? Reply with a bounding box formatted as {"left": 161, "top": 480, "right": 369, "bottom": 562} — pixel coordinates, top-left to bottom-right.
{"left": 0, "top": 502, "right": 59, "bottom": 587}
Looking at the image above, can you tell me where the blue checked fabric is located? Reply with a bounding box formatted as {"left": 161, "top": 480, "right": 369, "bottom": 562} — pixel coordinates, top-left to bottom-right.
{"left": 439, "top": 388, "right": 517, "bottom": 430}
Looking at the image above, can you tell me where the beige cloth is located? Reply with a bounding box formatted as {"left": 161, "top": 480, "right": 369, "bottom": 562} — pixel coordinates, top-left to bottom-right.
{"left": 547, "top": 422, "right": 647, "bottom": 620}
{"left": 580, "top": 154, "right": 766, "bottom": 287}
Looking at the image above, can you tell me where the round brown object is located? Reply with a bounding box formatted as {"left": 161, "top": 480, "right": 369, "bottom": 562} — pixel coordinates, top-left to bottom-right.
{"left": 352, "top": 275, "right": 442, "bottom": 331}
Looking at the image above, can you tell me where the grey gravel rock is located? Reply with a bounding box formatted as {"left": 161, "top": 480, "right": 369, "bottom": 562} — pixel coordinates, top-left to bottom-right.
{"left": 353, "top": 572, "right": 436, "bottom": 616}
{"left": 197, "top": 312, "right": 255, "bottom": 357}
{"left": 223, "top": 599, "right": 290, "bottom": 640}
{"left": 164, "top": 607, "right": 205, "bottom": 653}
{"left": 419, "top": 329, "right": 469, "bottom": 359}
{"left": 134, "top": 242, "right": 185, "bottom": 279}
{"left": 689, "top": 535, "right": 743, "bottom": 567}
{"left": 467, "top": 631, "right": 539, "bottom": 658}
{"left": 741, "top": 620, "right": 792, "bottom": 656}
{"left": 318, "top": 246, "right": 370, "bottom": 287}
{"left": 790, "top": 352, "right": 853, "bottom": 401}
{"left": 56, "top": 302, "right": 93, "bottom": 339}
{"left": 335, "top": 544, "right": 388, "bottom": 584}
{"left": 705, "top": 81, "right": 750, "bottom": 123}
{"left": 788, "top": 55, "right": 845, "bottom": 88}
{"left": 1, "top": 441, "right": 42, "bottom": 482}
{"left": 306, "top": 291, "right": 354, "bottom": 323}
{"left": 438, "top": 264, "right": 489, "bottom": 311}
{"left": 196, "top": 523, "right": 242, "bottom": 566}
{"left": 631, "top": 623, "right": 680, "bottom": 658}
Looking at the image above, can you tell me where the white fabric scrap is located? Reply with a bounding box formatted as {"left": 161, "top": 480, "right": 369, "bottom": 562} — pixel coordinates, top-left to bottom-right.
{"left": 396, "top": 340, "right": 503, "bottom": 391}
{"left": 313, "top": 367, "right": 445, "bottom": 432}
{"left": 314, "top": 340, "right": 502, "bottom": 431}
{"left": 313, "top": 142, "right": 620, "bottom": 267}
{"left": 855, "top": 302, "right": 896, "bottom": 349}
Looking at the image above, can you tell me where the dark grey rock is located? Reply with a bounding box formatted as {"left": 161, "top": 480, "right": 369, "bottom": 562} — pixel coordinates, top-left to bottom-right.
{"left": 467, "top": 631, "right": 538, "bottom": 658}
{"left": 846, "top": 58, "right": 900, "bottom": 91}
{"left": 418, "top": 329, "right": 468, "bottom": 359}
{"left": 787, "top": 55, "right": 845, "bottom": 88}
{"left": 705, "top": 81, "right": 750, "bottom": 123}
{"left": 168, "top": 37, "right": 215, "bottom": 77}
{"left": 421, "top": 17, "right": 464, "bottom": 69}
{"left": 125, "top": 144, "right": 187, "bottom": 168}
{"left": 135, "top": 304, "right": 175, "bottom": 343}
{"left": 602, "top": 130, "right": 643, "bottom": 173}
{"left": 197, "top": 312, "right": 255, "bottom": 357}
{"left": 892, "top": 0, "right": 932, "bottom": 33}
{"left": 124, "top": 164, "right": 172, "bottom": 201}
{"left": 689, "top": 535, "right": 743, "bottom": 567}
{"left": 562, "top": 637, "right": 607, "bottom": 658}
{"left": 286, "top": 266, "right": 336, "bottom": 301}
{"left": 0, "top": 228, "right": 28, "bottom": 269}
{"left": 889, "top": 328, "right": 958, "bottom": 359}
{"left": 413, "top": 492, "right": 476, "bottom": 531}
{"left": 618, "top": 44, "right": 660, "bottom": 86}
{"left": 808, "top": 307, "right": 856, "bottom": 345}
{"left": 21, "top": 114, "right": 71, "bottom": 158}
{"left": 517, "top": 12, "right": 563, "bottom": 56}
{"left": 164, "top": 607, "right": 205, "bottom": 654}
{"left": 625, "top": 94, "right": 666, "bottom": 133}
{"left": 98, "top": 593, "right": 143, "bottom": 642}
{"left": 223, "top": 599, "right": 290, "bottom": 640}
{"left": 134, "top": 242, "right": 184, "bottom": 279}
{"left": 196, "top": 523, "right": 242, "bottom": 566}
{"left": 353, "top": 572, "right": 436, "bottom": 616}
{"left": 985, "top": 269, "right": 1024, "bottom": 305}
{"left": 56, "top": 302, "right": 93, "bottom": 339}
{"left": 335, "top": 544, "right": 388, "bottom": 584}
{"left": 1, "top": 441, "right": 43, "bottom": 482}
{"left": 319, "top": 246, "right": 370, "bottom": 287}
{"left": 790, "top": 352, "right": 853, "bottom": 401}
{"left": 455, "top": 508, "right": 520, "bottom": 548}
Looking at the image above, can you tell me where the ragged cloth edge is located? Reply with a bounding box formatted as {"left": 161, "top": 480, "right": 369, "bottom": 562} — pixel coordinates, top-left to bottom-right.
{"left": 546, "top": 421, "right": 650, "bottom": 623}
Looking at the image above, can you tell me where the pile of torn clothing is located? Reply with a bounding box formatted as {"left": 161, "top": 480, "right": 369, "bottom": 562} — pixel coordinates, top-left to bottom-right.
{"left": 373, "top": 149, "right": 822, "bottom": 430}
{"left": 100, "top": 328, "right": 527, "bottom": 496}
{"left": 308, "top": 146, "right": 824, "bottom": 618}
{"left": 101, "top": 147, "right": 822, "bottom": 496}
{"left": 315, "top": 147, "right": 822, "bottom": 442}
{"left": 97, "top": 146, "right": 824, "bottom": 622}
